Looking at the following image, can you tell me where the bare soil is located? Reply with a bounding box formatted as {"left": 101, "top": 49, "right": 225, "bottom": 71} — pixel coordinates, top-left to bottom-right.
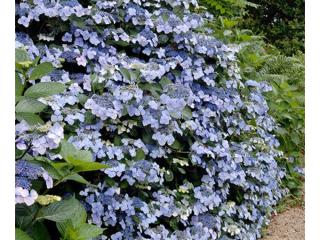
{"left": 263, "top": 207, "right": 305, "bottom": 240}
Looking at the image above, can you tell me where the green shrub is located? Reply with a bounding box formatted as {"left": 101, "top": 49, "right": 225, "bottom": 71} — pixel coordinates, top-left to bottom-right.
{"left": 242, "top": 0, "right": 305, "bottom": 55}
{"left": 201, "top": 3, "right": 305, "bottom": 200}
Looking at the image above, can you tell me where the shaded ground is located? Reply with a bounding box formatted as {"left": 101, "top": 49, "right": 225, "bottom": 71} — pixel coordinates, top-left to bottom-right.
{"left": 263, "top": 207, "right": 305, "bottom": 240}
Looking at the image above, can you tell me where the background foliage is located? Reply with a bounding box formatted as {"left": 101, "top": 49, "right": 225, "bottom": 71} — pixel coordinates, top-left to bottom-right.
{"left": 202, "top": 0, "right": 305, "bottom": 201}
{"left": 243, "top": 0, "right": 305, "bottom": 56}
{"left": 201, "top": 0, "right": 305, "bottom": 55}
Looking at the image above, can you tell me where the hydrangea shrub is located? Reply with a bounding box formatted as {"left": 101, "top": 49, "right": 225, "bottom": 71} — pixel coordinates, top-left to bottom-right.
{"left": 15, "top": 0, "right": 286, "bottom": 239}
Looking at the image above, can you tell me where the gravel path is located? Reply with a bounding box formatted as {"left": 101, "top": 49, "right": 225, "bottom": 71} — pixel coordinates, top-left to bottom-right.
{"left": 263, "top": 207, "right": 305, "bottom": 240}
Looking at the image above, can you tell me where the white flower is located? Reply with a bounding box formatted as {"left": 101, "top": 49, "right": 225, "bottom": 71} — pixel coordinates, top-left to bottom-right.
{"left": 15, "top": 187, "right": 38, "bottom": 206}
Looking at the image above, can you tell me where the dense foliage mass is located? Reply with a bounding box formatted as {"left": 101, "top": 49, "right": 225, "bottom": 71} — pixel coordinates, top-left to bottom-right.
{"left": 200, "top": 0, "right": 256, "bottom": 17}
{"left": 15, "top": 0, "right": 287, "bottom": 239}
{"left": 241, "top": 0, "right": 305, "bottom": 55}
{"left": 200, "top": 0, "right": 305, "bottom": 200}
{"left": 258, "top": 53, "right": 305, "bottom": 197}
{"left": 202, "top": 0, "right": 305, "bottom": 55}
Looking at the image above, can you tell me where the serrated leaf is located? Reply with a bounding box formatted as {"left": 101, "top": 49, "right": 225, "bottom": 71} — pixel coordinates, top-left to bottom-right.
{"left": 56, "top": 197, "right": 87, "bottom": 236}
{"left": 29, "top": 62, "right": 54, "bottom": 80}
{"left": 31, "top": 158, "right": 62, "bottom": 180}
{"left": 71, "top": 202, "right": 87, "bottom": 227}
{"left": 72, "top": 161, "right": 108, "bottom": 173}
{"left": 16, "top": 73, "right": 24, "bottom": 96}
{"left": 57, "top": 222, "right": 104, "bottom": 240}
{"left": 56, "top": 201, "right": 99, "bottom": 240}
{"left": 15, "top": 228, "right": 33, "bottom": 240}
{"left": 60, "top": 140, "right": 108, "bottom": 172}
{"left": 24, "top": 82, "right": 66, "bottom": 98}
{"left": 56, "top": 221, "right": 69, "bottom": 238}
{"left": 16, "top": 112, "right": 44, "bottom": 126}
{"left": 76, "top": 224, "right": 104, "bottom": 240}
{"left": 60, "top": 140, "right": 92, "bottom": 163}
{"left": 63, "top": 173, "right": 89, "bottom": 185}
{"left": 36, "top": 196, "right": 80, "bottom": 222}
{"left": 15, "top": 98, "right": 46, "bottom": 113}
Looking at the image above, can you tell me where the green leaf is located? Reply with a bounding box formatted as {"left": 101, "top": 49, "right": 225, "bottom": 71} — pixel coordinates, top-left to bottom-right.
{"left": 69, "top": 15, "right": 86, "bottom": 28}
{"left": 16, "top": 112, "right": 44, "bottom": 126}
{"left": 70, "top": 200, "right": 87, "bottom": 227}
{"left": 55, "top": 197, "right": 87, "bottom": 235}
{"left": 134, "top": 149, "right": 145, "bottom": 160}
{"left": 16, "top": 73, "right": 24, "bottom": 96}
{"left": 159, "top": 77, "right": 172, "bottom": 88}
{"left": 105, "top": 178, "right": 116, "bottom": 187}
{"left": 24, "top": 82, "right": 66, "bottom": 98}
{"left": 60, "top": 140, "right": 93, "bottom": 163}
{"left": 15, "top": 228, "right": 33, "bottom": 240}
{"left": 72, "top": 161, "right": 108, "bottom": 173}
{"left": 57, "top": 222, "right": 104, "bottom": 240}
{"left": 56, "top": 202, "right": 102, "bottom": 240}
{"left": 170, "top": 140, "right": 182, "bottom": 150}
{"left": 63, "top": 173, "right": 89, "bottom": 185}
{"left": 56, "top": 221, "right": 69, "bottom": 239}
{"left": 76, "top": 224, "right": 104, "bottom": 240}
{"left": 31, "top": 158, "right": 62, "bottom": 180}
{"left": 60, "top": 140, "right": 108, "bottom": 172}
{"left": 78, "top": 94, "right": 89, "bottom": 105}
{"left": 129, "top": 70, "right": 139, "bottom": 81}
{"left": 34, "top": 159, "right": 90, "bottom": 186}
{"left": 119, "top": 67, "right": 131, "bottom": 81}
{"left": 15, "top": 98, "right": 46, "bottom": 113}
{"left": 142, "top": 129, "right": 152, "bottom": 144}
{"left": 16, "top": 48, "right": 30, "bottom": 63}
{"left": 15, "top": 96, "right": 25, "bottom": 104}
{"left": 36, "top": 196, "right": 80, "bottom": 222}
{"left": 138, "top": 83, "right": 162, "bottom": 98}
{"left": 113, "top": 136, "right": 122, "bottom": 146}
{"left": 57, "top": 222, "right": 78, "bottom": 240}
{"left": 28, "top": 222, "right": 51, "bottom": 240}
{"left": 16, "top": 204, "right": 39, "bottom": 230}
{"left": 15, "top": 48, "right": 33, "bottom": 68}
{"left": 29, "top": 62, "right": 54, "bottom": 80}
{"left": 182, "top": 107, "right": 193, "bottom": 120}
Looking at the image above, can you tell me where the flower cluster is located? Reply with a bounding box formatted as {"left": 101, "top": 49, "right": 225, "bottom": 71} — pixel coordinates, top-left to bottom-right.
{"left": 16, "top": 0, "right": 285, "bottom": 239}
{"left": 15, "top": 160, "right": 53, "bottom": 205}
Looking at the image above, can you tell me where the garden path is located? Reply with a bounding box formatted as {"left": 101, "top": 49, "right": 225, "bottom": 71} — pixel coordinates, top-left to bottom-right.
{"left": 263, "top": 207, "right": 305, "bottom": 240}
